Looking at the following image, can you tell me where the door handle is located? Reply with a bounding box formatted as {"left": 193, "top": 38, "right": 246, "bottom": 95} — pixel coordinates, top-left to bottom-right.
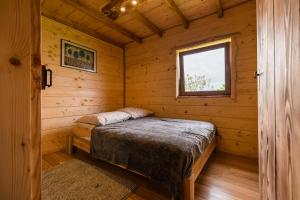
{"left": 254, "top": 71, "right": 263, "bottom": 79}
{"left": 42, "top": 65, "right": 53, "bottom": 90}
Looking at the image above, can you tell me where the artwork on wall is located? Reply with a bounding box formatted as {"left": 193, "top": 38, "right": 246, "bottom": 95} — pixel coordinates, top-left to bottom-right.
{"left": 61, "top": 40, "right": 97, "bottom": 73}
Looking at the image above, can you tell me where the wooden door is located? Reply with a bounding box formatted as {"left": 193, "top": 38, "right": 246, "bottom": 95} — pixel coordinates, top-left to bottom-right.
{"left": 274, "top": 0, "right": 300, "bottom": 199}
{"left": 256, "top": 0, "right": 276, "bottom": 199}
{"left": 0, "top": 0, "right": 41, "bottom": 199}
{"left": 257, "top": 0, "right": 300, "bottom": 199}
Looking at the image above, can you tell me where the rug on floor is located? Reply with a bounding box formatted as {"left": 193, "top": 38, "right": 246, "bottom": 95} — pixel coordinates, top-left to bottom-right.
{"left": 42, "top": 159, "right": 137, "bottom": 200}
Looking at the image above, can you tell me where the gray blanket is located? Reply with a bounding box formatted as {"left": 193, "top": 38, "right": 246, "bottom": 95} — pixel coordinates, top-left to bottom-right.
{"left": 91, "top": 117, "right": 216, "bottom": 200}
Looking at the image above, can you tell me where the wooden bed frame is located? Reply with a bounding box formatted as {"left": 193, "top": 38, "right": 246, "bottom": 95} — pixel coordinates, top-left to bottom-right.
{"left": 67, "top": 135, "right": 217, "bottom": 200}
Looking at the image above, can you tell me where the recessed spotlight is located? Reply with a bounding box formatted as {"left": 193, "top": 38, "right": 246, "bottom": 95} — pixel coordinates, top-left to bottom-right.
{"left": 132, "top": 0, "right": 138, "bottom": 5}
{"left": 120, "top": 6, "right": 126, "bottom": 12}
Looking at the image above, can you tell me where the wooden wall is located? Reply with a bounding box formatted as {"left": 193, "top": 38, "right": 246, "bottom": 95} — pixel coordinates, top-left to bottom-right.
{"left": 125, "top": 1, "right": 258, "bottom": 158}
{"left": 0, "top": 0, "right": 41, "bottom": 199}
{"left": 257, "top": 0, "right": 300, "bottom": 199}
{"left": 41, "top": 16, "right": 124, "bottom": 155}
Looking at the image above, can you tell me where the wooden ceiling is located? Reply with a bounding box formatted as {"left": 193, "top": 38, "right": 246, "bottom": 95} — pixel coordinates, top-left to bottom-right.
{"left": 42, "top": 0, "right": 251, "bottom": 48}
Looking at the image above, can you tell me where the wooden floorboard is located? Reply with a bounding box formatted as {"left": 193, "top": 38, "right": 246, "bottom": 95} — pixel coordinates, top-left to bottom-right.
{"left": 42, "top": 150, "right": 258, "bottom": 200}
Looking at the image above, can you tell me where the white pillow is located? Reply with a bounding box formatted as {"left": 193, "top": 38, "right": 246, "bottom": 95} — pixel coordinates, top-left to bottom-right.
{"left": 118, "top": 107, "right": 154, "bottom": 119}
{"left": 76, "top": 114, "right": 100, "bottom": 125}
{"left": 97, "top": 111, "right": 131, "bottom": 126}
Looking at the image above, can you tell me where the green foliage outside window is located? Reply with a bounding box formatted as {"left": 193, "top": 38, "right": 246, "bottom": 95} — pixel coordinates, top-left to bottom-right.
{"left": 185, "top": 74, "right": 225, "bottom": 91}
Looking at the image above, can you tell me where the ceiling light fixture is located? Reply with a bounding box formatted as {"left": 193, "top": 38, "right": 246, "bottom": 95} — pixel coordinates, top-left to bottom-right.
{"left": 131, "top": 0, "right": 138, "bottom": 6}
{"left": 120, "top": 6, "right": 126, "bottom": 12}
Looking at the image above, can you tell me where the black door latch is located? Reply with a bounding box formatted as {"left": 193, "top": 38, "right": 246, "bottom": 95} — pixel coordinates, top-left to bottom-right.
{"left": 42, "top": 65, "right": 52, "bottom": 90}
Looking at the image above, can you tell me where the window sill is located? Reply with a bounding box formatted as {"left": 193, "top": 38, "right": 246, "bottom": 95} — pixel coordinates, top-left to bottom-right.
{"left": 176, "top": 94, "right": 232, "bottom": 99}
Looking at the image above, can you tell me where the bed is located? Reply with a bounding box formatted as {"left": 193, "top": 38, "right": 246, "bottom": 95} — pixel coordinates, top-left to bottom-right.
{"left": 67, "top": 117, "right": 217, "bottom": 200}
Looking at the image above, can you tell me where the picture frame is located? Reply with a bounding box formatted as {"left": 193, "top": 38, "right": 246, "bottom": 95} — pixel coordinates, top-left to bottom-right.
{"left": 61, "top": 39, "right": 97, "bottom": 73}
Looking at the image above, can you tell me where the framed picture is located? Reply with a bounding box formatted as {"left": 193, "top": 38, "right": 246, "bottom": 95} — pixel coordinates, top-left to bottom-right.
{"left": 61, "top": 40, "right": 97, "bottom": 73}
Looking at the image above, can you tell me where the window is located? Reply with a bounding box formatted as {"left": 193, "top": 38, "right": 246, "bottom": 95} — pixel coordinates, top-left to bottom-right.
{"left": 178, "top": 41, "right": 231, "bottom": 97}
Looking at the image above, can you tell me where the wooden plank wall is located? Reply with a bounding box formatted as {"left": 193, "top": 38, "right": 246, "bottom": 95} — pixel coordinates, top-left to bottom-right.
{"left": 125, "top": 1, "right": 258, "bottom": 158}
{"left": 0, "top": 0, "right": 41, "bottom": 199}
{"left": 41, "top": 16, "right": 124, "bottom": 155}
{"left": 257, "top": 0, "right": 300, "bottom": 199}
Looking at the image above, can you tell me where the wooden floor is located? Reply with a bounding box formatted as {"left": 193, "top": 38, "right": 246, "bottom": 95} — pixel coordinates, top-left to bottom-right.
{"left": 42, "top": 150, "right": 259, "bottom": 200}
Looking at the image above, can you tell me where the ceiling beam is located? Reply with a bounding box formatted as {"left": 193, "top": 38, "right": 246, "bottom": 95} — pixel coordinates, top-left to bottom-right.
{"left": 42, "top": 13, "right": 124, "bottom": 48}
{"left": 216, "top": 0, "right": 224, "bottom": 18}
{"left": 61, "top": 0, "right": 142, "bottom": 43}
{"left": 164, "top": 0, "right": 189, "bottom": 29}
{"left": 132, "top": 10, "right": 163, "bottom": 37}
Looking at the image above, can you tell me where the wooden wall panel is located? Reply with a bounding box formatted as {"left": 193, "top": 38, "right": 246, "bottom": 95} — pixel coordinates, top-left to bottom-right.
{"left": 41, "top": 16, "right": 124, "bottom": 155}
{"left": 0, "top": 0, "right": 41, "bottom": 199}
{"left": 125, "top": 1, "right": 258, "bottom": 158}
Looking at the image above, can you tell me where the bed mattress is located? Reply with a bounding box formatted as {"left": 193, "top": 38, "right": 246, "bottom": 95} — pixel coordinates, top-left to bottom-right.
{"left": 90, "top": 117, "right": 216, "bottom": 200}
